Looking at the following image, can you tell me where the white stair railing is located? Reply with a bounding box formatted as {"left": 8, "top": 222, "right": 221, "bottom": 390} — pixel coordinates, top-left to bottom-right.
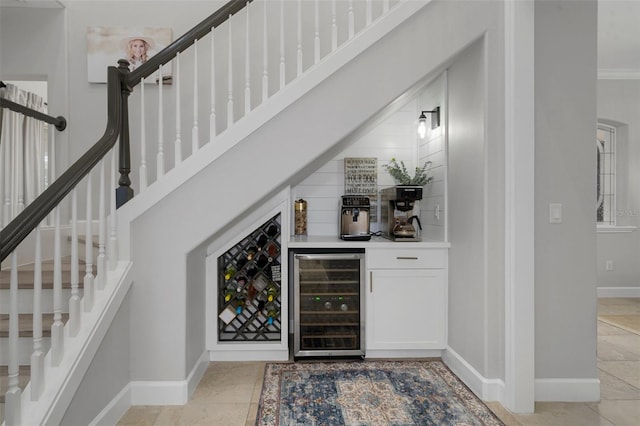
{"left": 128, "top": 0, "right": 403, "bottom": 195}
{"left": 2, "top": 143, "right": 121, "bottom": 425}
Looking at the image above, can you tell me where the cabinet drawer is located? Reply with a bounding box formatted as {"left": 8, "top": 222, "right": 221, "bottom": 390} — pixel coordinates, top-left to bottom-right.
{"left": 367, "top": 248, "right": 446, "bottom": 269}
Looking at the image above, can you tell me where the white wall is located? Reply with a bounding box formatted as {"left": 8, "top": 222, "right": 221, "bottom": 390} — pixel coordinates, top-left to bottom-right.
{"left": 534, "top": 0, "right": 598, "bottom": 381}
{"left": 291, "top": 89, "right": 446, "bottom": 241}
{"left": 596, "top": 79, "right": 640, "bottom": 291}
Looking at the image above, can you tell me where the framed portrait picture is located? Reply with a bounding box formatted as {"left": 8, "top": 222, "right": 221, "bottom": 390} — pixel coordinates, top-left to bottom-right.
{"left": 87, "top": 26, "right": 173, "bottom": 84}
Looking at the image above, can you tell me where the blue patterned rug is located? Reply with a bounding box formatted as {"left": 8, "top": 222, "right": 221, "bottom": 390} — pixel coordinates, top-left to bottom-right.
{"left": 256, "top": 360, "right": 504, "bottom": 426}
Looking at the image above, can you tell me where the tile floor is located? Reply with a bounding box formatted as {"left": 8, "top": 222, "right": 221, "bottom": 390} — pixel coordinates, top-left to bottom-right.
{"left": 117, "top": 298, "right": 640, "bottom": 426}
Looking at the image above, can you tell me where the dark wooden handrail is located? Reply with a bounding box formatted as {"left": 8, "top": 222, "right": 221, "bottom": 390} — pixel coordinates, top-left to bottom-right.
{"left": 0, "top": 97, "right": 67, "bottom": 131}
{"left": 0, "top": 0, "right": 250, "bottom": 263}
{"left": 0, "top": 66, "right": 124, "bottom": 261}
{"left": 126, "top": 0, "right": 252, "bottom": 87}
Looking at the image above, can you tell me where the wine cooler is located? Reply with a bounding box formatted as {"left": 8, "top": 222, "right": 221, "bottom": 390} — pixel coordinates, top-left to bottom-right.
{"left": 291, "top": 249, "right": 365, "bottom": 358}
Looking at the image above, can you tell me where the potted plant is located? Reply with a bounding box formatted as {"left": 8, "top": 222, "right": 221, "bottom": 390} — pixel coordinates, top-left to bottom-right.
{"left": 383, "top": 158, "right": 433, "bottom": 186}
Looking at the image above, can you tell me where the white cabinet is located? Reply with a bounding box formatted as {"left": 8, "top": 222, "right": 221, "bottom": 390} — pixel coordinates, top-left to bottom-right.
{"left": 365, "top": 248, "right": 447, "bottom": 357}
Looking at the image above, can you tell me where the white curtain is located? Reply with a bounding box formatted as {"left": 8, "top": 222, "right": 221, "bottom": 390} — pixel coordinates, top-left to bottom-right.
{"left": 0, "top": 83, "right": 47, "bottom": 228}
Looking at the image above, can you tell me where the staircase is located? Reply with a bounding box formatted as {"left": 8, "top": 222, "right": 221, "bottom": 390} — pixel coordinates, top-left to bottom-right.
{"left": 0, "top": 0, "right": 451, "bottom": 423}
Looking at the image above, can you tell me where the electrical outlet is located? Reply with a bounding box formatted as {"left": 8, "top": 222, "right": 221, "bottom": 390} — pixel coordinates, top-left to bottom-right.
{"left": 606, "top": 260, "right": 614, "bottom": 271}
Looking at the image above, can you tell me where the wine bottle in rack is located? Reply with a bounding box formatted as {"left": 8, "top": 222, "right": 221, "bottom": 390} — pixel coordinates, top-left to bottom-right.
{"left": 267, "top": 283, "right": 278, "bottom": 302}
{"left": 265, "top": 224, "right": 278, "bottom": 237}
{"left": 265, "top": 301, "right": 278, "bottom": 325}
{"left": 224, "top": 265, "right": 236, "bottom": 281}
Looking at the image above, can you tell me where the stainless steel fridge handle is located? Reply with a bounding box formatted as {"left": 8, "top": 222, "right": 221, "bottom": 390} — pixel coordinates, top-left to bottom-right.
{"left": 296, "top": 254, "right": 363, "bottom": 260}
{"left": 396, "top": 256, "right": 419, "bottom": 260}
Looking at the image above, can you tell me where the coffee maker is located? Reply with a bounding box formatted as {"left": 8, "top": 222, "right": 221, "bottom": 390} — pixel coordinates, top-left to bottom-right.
{"left": 339, "top": 196, "right": 371, "bottom": 241}
{"left": 380, "top": 186, "right": 423, "bottom": 241}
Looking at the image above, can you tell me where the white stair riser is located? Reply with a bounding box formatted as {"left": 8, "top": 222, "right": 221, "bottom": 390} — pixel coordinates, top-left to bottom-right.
{"left": 0, "top": 289, "right": 80, "bottom": 313}
{"left": 0, "top": 337, "right": 51, "bottom": 365}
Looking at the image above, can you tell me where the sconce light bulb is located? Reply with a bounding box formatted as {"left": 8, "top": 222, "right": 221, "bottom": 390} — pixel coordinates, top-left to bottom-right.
{"left": 418, "top": 119, "right": 427, "bottom": 139}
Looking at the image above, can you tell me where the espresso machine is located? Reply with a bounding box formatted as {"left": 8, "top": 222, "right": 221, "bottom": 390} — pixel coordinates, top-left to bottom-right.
{"left": 380, "top": 186, "right": 423, "bottom": 241}
{"left": 339, "top": 196, "right": 371, "bottom": 241}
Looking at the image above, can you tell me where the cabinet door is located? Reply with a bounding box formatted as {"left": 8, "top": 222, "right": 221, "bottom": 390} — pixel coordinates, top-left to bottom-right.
{"left": 366, "top": 268, "right": 445, "bottom": 351}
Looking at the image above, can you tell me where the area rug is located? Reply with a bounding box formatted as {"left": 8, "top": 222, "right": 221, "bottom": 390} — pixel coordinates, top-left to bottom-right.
{"left": 598, "top": 314, "right": 640, "bottom": 335}
{"left": 255, "top": 360, "right": 504, "bottom": 426}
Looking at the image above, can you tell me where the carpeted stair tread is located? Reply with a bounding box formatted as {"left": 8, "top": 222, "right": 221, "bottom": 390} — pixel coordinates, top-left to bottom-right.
{"left": 0, "top": 313, "right": 69, "bottom": 338}
{"left": 0, "top": 366, "right": 31, "bottom": 404}
{"left": 0, "top": 258, "right": 94, "bottom": 290}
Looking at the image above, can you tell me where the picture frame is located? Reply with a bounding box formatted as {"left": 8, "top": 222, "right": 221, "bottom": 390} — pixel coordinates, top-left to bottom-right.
{"left": 87, "top": 26, "right": 173, "bottom": 84}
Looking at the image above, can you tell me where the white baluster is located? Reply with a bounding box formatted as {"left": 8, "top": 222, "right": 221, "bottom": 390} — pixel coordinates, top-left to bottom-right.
{"left": 331, "top": 0, "right": 338, "bottom": 52}
{"left": 5, "top": 252, "right": 22, "bottom": 424}
{"left": 314, "top": 0, "right": 320, "bottom": 64}
{"left": 83, "top": 172, "right": 95, "bottom": 312}
{"left": 366, "top": 0, "right": 372, "bottom": 26}
{"left": 348, "top": 0, "right": 355, "bottom": 39}
{"left": 157, "top": 64, "right": 165, "bottom": 177}
{"left": 139, "top": 78, "right": 148, "bottom": 191}
{"left": 192, "top": 39, "right": 200, "bottom": 152}
{"left": 228, "top": 15, "right": 235, "bottom": 127}
{"left": 51, "top": 206, "right": 64, "bottom": 366}
{"left": 97, "top": 159, "right": 106, "bottom": 290}
{"left": 175, "top": 52, "right": 182, "bottom": 165}
{"left": 383, "top": 0, "right": 389, "bottom": 14}
{"left": 109, "top": 148, "right": 118, "bottom": 270}
{"left": 68, "top": 188, "right": 81, "bottom": 336}
{"left": 48, "top": 130, "right": 56, "bottom": 226}
{"left": 297, "top": 0, "right": 303, "bottom": 76}
{"left": 262, "top": 0, "right": 269, "bottom": 102}
{"left": 245, "top": 3, "right": 251, "bottom": 115}
{"left": 279, "top": 0, "right": 286, "bottom": 89}
{"left": 210, "top": 30, "right": 217, "bottom": 142}
{"left": 31, "top": 224, "right": 44, "bottom": 400}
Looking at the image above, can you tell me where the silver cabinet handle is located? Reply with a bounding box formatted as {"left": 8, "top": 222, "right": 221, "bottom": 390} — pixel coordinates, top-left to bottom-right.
{"left": 370, "top": 271, "right": 373, "bottom": 293}
{"left": 396, "top": 256, "right": 418, "bottom": 260}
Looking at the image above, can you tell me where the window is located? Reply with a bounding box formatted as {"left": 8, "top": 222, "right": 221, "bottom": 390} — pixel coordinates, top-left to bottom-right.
{"left": 596, "top": 124, "right": 616, "bottom": 225}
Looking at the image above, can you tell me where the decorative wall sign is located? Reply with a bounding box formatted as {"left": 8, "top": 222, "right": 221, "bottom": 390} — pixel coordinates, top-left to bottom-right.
{"left": 344, "top": 157, "right": 378, "bottom": 221}
{"left": 87, "top": 26, "right": 173, "bottom": 84}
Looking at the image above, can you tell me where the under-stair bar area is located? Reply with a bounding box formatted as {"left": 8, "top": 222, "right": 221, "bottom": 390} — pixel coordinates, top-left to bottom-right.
{"left": 0, "top": 1, "right": 407, "bottom": 424}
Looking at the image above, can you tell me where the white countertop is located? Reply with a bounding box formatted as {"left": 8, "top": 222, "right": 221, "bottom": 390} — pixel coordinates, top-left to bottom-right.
{"left": 287, "top": 235, "right": 450, "bottom": 249}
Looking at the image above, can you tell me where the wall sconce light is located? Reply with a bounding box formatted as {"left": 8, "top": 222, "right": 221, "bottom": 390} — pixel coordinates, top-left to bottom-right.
{"left": 417, "top": 106, "right": 441, "bottom": 139}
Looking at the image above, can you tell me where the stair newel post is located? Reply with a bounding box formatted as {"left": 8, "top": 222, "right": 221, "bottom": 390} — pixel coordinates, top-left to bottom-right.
{"left": 139, "top": 78, "right": 148, "bottom": 191}
{"left": 5, "top": 252, "right": 22, "bottom": 425}
{"left": 116, "top": 59, "right": 134, "bottom": 208}
{"left": 68, "top": 187, "right": 81, "bottom": 336}
{"left": 31, "top": 223, "right": 44, "bottom": 400}
{"left": 51, "top": 206, "right": 64, "bottom": 366}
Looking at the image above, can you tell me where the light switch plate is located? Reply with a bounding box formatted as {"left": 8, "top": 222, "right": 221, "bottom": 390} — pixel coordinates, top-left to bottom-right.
{"left": 549, "top": 203, "right": 562, "bottom": 223}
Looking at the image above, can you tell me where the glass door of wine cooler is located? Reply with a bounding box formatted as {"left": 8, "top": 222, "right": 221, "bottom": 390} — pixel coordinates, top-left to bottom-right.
{"left": 292, "top": 250, "right": 365, "bottom": 358}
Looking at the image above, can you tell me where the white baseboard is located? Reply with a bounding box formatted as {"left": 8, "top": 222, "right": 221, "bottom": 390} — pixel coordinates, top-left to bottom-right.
{"left": 535, "top": 378, "right": 600, "bottom": 402}
{"left": 89, "top": 385, "right": 131, "bottom": 426}
{"left": 443, "top": 346, "right": 601, "bottom": 404}
{"left": 91, "top": 351, "right": 211, "bottom": 425}
{"left": 187, "top": 351, "right": 210, "bottom": 400}
{"left": 442, "top": 347, "right": 504, "bottom": 402}
{"left": 597, "top": 287, "right": 640, "bottom": 298}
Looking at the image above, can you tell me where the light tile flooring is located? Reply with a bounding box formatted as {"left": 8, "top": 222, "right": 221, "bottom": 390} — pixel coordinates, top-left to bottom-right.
{"left": 118, "top": 298, "right": 640, "bottom": 426}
